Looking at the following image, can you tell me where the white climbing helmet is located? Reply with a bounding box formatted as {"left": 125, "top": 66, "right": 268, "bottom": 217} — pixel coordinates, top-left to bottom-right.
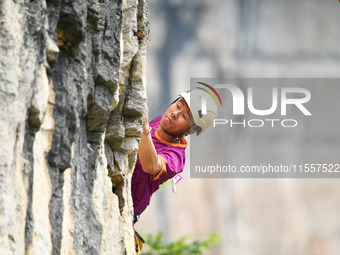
{"left": 179, "top": 89, "right": 217, "bottom": 136}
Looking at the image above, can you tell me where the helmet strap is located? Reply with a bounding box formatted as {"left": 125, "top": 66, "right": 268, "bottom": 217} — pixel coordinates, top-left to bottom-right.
{"left": 160, "top": 126, "right": 193, "bottom": 140}
{"left": 161, "top": 128, "right": 180, "bottom": 140}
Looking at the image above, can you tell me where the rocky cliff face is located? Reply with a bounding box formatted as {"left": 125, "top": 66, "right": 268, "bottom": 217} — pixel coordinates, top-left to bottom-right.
{"left": 0, "top": 0, "right": 148, "bottom": 254}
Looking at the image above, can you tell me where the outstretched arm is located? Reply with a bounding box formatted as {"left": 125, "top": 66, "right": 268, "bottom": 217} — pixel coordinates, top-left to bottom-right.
{"left": 138, "top": 105, "right": 163, "bottom": 176}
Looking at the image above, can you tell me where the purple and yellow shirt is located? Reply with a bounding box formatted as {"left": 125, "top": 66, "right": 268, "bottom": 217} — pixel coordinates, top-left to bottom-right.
{"left": 131, "top": 115, "right": 187, "bottom": 216}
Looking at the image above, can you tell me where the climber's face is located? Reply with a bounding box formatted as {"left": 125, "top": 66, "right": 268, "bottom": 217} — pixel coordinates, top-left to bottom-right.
{"left": 160, "top": 98, "right": 194, "bottom": 137}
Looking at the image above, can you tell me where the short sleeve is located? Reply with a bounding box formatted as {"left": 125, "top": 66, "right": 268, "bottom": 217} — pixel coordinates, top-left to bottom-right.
{"left": 151, "top": 155, "right": 167, "bottom": 181}
{"left": 151, "top": 149, "right": 185, "bottom": 184}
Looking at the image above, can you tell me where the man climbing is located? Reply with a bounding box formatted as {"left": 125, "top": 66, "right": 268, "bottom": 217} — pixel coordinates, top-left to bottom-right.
{"left": 132, "top": 88, "right": 217, "bottom": 254}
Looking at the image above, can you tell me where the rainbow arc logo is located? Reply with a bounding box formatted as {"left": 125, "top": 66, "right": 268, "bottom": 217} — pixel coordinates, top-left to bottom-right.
{"left": 196, "top": 82, "right": 223, "bottom": 106}
{"left": 196, "top": 82, "right": 222, "bottom": 116}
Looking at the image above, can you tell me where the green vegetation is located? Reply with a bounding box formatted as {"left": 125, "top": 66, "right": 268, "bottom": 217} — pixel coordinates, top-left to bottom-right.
{"left": 142, "top": 232, "right": 219, "bottom": 255}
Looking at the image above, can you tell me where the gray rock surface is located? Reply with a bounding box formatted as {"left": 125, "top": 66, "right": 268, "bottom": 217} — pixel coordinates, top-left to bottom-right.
{"left": 0, "top": 0, "right": 148, "bottom": 254}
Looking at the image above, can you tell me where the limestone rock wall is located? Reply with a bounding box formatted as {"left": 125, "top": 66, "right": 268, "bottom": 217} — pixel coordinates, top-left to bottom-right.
{"left": 0, "top": 0, "right": 148, "bottom": 254}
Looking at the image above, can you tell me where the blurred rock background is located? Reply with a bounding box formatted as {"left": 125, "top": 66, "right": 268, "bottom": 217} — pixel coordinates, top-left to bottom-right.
{"left": 139, "top": 0, "right": 340, "bottom": 254}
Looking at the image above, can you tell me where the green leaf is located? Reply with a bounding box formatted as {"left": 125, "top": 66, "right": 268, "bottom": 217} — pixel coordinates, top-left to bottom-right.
{"left": 143, "top": 231, "right": 220, "bottom": 255}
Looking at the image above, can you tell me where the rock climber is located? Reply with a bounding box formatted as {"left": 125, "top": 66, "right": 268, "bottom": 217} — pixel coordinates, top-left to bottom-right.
{"left": 132, "top": 87, "right": 217, "bottom": 254}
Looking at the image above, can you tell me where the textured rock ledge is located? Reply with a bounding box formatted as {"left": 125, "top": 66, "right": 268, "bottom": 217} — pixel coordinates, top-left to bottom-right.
{"left": 0, "top": 0, "right": 148, "bottom": 254}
